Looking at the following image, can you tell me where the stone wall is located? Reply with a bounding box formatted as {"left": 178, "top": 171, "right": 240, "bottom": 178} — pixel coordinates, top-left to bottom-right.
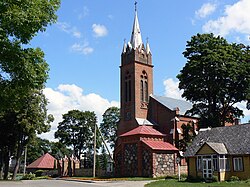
{"left": 115, "top": 151, "right": 122, "bottom": 176}
{"left": 142, "top": 148, "right": 152, "bottom": 177}
{"left": 124, "top": 143, "right": 138, "bottom": 176}
{"left": 153, "top": 153, "right": 175, "bottom": 178}
{"left": 75, "top": 168, "right": 108, "bottom": 177}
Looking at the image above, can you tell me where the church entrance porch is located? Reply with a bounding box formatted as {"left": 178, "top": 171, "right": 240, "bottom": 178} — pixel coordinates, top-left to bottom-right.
{"left": 114, "top": 125, "right": 178, "bottom": 177}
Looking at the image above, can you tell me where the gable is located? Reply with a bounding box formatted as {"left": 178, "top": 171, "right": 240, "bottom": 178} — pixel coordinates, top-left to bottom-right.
{"left": 196, "top": 142, "right": 228, "bottom": 155}
{"left": 185, "top": 123, "right": 250, "bottom": 157}
{"left": 196, "top": 143, "right": 217, "bottom": 155}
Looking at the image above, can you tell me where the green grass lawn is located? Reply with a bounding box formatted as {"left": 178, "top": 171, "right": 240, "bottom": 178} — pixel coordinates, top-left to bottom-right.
{"left": 145, "top": 179, "right": 250, "bottom": 187}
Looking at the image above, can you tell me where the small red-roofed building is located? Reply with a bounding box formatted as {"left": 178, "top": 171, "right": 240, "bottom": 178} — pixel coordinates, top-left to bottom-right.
{"left": 26, "top": 153, "right": 56, "bottom": 172}
{"left": 115, "top": 124, "right": 179, "bottom": 177}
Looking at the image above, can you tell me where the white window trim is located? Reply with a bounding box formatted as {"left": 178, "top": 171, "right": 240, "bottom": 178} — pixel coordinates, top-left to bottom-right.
{"left": 233, "top": 157, "right": 243, "bottom": 171}
{"left": 219, "top": 155, "right": 230, "bottom": 172}
{"left": 196, "top": 155, "right": 218, "bottom": 172}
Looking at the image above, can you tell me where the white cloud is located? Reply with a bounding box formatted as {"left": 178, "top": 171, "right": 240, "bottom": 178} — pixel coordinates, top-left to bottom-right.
{"left": 78, "top": 6, "right": 89, "bottom": 19}
{"left": 163, "top": 78, "right": 250, "bottom": 123}
{"left": 163, "top": 78, "right": 183, "bottom": 100}
{"left": 195, "top": 3, "right": 217, "bottom": 18}
{"left": 203, "top": 0, "right": 250, "bottom": 36}
{"left": 41, "top": 84, "right": 119, "bottom": 141}
{"left": 70, "top": 41, "right": 94, "bottom": 55}
{"left": 236, "top": 101, "right": 250, "bottom": 123}
{"left": 108, "top": 14, "right": 114, "bottom": 20}
{"left": 73, "top": 31, "right": 81, "bottom": 38}
{"left": 57, "top": 22, "right": 82, "bottom": 38}
{"left": 92, "top": 24, "right": 108, "bottom": 37}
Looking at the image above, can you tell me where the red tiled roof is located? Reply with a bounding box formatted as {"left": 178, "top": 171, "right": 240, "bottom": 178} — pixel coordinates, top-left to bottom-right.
{"left": 142, "top": 140, "right": 178, "bottom": 151}
{"left": 27, "top": 153, "right": 56, "bottom": 169}
{"left": 120, "top": 125, "right": 164, "bottom": 137}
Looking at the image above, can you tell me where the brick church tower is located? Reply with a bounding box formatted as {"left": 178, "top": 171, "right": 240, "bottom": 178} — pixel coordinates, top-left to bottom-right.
{"left": 114, "top": 3, "right": 182, "bottom": 177}
{"left": 117, "top": 5, "right": 153, "bottom": 136}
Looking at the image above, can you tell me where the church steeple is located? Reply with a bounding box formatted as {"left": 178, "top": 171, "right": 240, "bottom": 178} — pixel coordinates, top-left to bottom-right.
{"left": 118, "top": 2, "right": 153, "bottom": 135}
{"left": 130, "top": 5, "right": 143, "bottom": 49}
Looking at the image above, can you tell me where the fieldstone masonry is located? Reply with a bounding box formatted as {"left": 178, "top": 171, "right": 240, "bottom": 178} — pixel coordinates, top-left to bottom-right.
{"left": 153, "top": 153, "right": 175, "bottom": 177}
{"left": 142, "top": 149, "right": 152, "bottom": 176}
{"left": 124, "top": 143, "right": 138, "bottom": 176}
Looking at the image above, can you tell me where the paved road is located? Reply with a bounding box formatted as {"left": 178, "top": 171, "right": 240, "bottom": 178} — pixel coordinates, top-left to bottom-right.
{"left": 0, "top": 179, "right": 152, "bottom": 187}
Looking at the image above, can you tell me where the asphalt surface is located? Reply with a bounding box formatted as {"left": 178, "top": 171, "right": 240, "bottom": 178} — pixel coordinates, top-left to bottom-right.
{"left": 0, "top": 179, "right": 152, "bottom": 187}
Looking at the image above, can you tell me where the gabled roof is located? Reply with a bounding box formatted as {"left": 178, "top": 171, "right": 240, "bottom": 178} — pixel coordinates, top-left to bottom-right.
{"left": 151, "top": 95, "right": 192, "bottom": 116}
{"left": 120, "top": 125, "right": 164, "bottom": 137}
{"left": 201, "top": 142, "right": 228, "bottom": 155}
{"left": 142, "top": 140, "right": 178, "bottom": 151}
{"left": 185, "top": 123, "right": 250, "bottom": 157}
{"left": 27, "top": 153, "right": 56, "bottom": 169}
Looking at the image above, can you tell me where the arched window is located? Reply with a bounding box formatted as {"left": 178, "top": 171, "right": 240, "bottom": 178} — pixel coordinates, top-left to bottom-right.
{"left": 140, "top": 71, "right": 148, "bottom": 102}
{"left": 140, "top": 80, "right": 144, "bottom": 102}
{"left": 125, "top": 71, "right": 131, "bottom": 102}
{"left": 144, "top": 81, "right": 148, "bottom": 102}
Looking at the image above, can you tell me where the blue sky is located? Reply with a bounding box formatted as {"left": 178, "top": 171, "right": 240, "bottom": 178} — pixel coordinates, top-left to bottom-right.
{"left": 32, "top": 0, "right": 250, "bottom": 140}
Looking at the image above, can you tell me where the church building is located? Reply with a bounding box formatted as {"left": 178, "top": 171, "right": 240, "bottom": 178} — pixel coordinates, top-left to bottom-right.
{"left": 114, "top": 4, "right": 198, "bottom": 178}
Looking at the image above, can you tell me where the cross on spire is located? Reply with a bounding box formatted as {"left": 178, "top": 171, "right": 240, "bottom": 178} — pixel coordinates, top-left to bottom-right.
{"left": 135, "top": 1, "right": 137, "bottom": 12}
{"left": 130, "top": 1, "right": 142, "bottom": 49}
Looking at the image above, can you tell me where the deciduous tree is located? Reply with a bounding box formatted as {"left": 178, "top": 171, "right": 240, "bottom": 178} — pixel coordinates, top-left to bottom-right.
{"left": 55, "top": 110, "right": 98, "bottom": 158}
{"left": 100, "top": 107, "right": 120, "bottom": 149}
{"left": 177, "top": 33, "right": 250, "bottom": 128}
{"left": 0, "top": 0, "right": 60, "bottom": 180}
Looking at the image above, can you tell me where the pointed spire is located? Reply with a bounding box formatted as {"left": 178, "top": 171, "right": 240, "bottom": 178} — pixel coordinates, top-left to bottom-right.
{"left": 130, "top": 1, "right": 143, "bottom": 49}
{"left": 146, "top": 37, "right": 151, "bottom": 54}
{"left": 122, "top": 39, "right": 127, "bottom": 53}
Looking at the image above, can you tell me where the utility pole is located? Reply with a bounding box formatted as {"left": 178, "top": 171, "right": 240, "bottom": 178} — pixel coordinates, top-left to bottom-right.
{"left": 23, "top": 146, "right": 27, "bottom": 175}
{"left": 93, "top": 123, "right": 97, "bottom": 178}
{"left": 96, "top": 124, "right": 114, "bottom": 162}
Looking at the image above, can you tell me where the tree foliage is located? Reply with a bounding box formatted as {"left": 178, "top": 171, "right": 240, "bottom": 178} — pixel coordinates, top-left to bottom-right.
{"left": 0, "top": 0, "right": 60, "bottom": 180}
{"left": 177, "top": 33, "right": 250, "bottom": 128}
{"left": 26, "top": 136, "right": 71, "bottom": 165}
{"left": 55, "top": 110, "right": 99, "bottom": 158}
{"left": 100, "top": 107, "right": 120, "bottom": 149}
{"left": 178, "top": 123, "right": 196, "bottom": 153}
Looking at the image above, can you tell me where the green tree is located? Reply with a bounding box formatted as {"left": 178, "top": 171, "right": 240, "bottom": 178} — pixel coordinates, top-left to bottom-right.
{"left": 50, "top": 142, "right": 72, "bottom": 158}
{"left": 99, "top": 145, "right": 108, "bottom": 170}
{"left": 178, "top": 123, "right": 195, "bottom": 153}
{"left": 25, "top": 137, "right": 71, "bottom": 165}
{"left": 55, "top": 110, "right": 98, "bottom": 158}
{"left": 26, "top": 137, "right": 51, "bottom": 165}
{"left": 100, "top": 107, "right": 120, "bottom": 149}
{"left": 177, "top": 33, "right": 250, "bottom": 128}
{"left": 0, "top": 90, "right": 54, "bottom": 180}
{"left": 0, "top": 0, "right": 60, "bottom": 180}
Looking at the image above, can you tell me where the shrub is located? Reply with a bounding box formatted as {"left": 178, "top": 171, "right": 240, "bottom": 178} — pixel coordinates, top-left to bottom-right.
{"left": 245, "top": 179, "right": 250, "bottom": 183}
{"left": 212, "top": 175, "right": 218, "bottom": 182}
{"left": 229, "top": 176, "right": 240, "bottom": 182}
{"left": 35, "top": 170, "right": 44, "bottom": 177}
{"left": 51, "top": 173, "right": 60, "bottom": 178}
{"left": 21, "top": 173, "right": 36, "bottom": 180}
{"left": 180, "top": 173, "right": 188, "bottom": 179}
{"left": 185, "top": 175, "right": 203, "bottom": 182}
{"left": 165, "top": 175, "right": 175, "bottom": 180}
